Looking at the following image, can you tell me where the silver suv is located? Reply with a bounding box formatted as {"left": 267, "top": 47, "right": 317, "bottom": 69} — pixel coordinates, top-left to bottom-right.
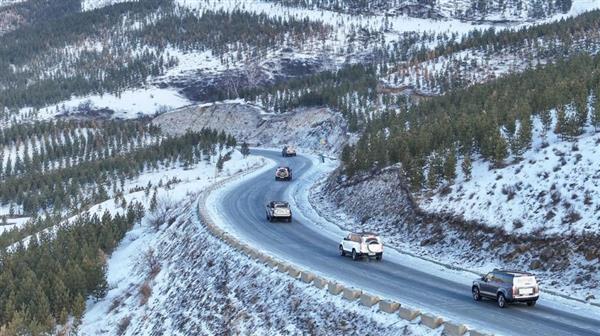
{"left": 472, "top": 269, "right": 539, "bottom": 308}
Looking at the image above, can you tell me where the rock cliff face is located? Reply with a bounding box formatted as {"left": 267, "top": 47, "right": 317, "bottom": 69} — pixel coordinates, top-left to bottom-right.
{"left": 153, "top": 102, "right": 348, "bottom": 154}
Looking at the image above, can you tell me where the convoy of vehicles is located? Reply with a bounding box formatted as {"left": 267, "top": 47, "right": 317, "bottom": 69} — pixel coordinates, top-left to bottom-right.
{"left": 472, "top": 269, "right": 540, "bottom": 308}
{"left": 265, "top": 201, "right": 292, "bottom": 222}
{"left": 264, "top": 147, "right": 541, "bottom": 309}
{"left": 275, "top": 166, "right": 292, "bottom": 181}
{"left": 339, "top": 232, "right": 384, "bottom": 261}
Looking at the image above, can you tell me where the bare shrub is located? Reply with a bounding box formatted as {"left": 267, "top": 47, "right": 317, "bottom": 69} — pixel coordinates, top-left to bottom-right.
{"left": 501, "top": 185, "right": 516, "bottom": 201}
{"left": 147, "top": 194, "right": 176, "bottom": 230}
{"left": 584, "top": 192, "right": 593, "bottom": 206}
{"left": 143, "top": 248, "right": 161, "bottom": 279}
{"left": 564, "top": 211, "right": 582, "bottom": 224}
{"left": 140, "top": 282, "right": 152, "bottom": 306}
{"left": 440, "top": 184, "right": 452, "bottom": 196}
{"left": 513, "top": 220, "right": 524, "bottom": 230}
{"left": 117, "top": 315, "right": 131, "bottom": 335}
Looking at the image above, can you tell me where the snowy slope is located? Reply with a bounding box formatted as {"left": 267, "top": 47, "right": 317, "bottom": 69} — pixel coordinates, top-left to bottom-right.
{"left": 421, "top": 111, "right": 600, "bottom": 236}
{"left": 79, "top": 152, "right": 434, "bottom": 336}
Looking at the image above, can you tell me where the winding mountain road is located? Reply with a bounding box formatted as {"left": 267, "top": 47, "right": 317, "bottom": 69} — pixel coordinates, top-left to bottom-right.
{"left": 212, "top": 149, "right": 600, "bottom": 336}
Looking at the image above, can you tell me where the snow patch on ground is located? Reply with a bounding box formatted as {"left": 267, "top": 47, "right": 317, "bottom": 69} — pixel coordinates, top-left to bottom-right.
{"left": 20, "top": 87, "right": 192, "bottom": 121}
{"left": 81, "top": 0, "right": 131, "bottom": 11}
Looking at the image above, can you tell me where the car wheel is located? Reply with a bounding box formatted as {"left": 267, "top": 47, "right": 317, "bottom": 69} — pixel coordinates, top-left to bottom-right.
{"left": 352, "top": 249, "right": 358, "bottom": 261}
{"left": 527, "top": 301, "right": 536, "bottom": 307}
{"left": 376, "top": 254, "right": 382, "bottom": 261}
{"left": 287, "top": 217, "right": 292, "bottom": 222}
{"left": 339, "top": 245, "right": 345, "bottom": 256}
{"left": 497, "top": 293, "right": 506, "bottom": 308}
{"left": 472, "top": 287, "right": 482, "bottom": 301}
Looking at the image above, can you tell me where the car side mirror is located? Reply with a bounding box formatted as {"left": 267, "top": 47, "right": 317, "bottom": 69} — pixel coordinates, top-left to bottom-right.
{"left": 481, "top": 276, "right": 486, "bottom": 282}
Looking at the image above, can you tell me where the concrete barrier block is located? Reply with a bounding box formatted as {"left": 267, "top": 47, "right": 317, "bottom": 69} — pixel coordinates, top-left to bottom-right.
{"left": 265, "top": 256, "right": 278, "bottom": 268}
{"left": 300, "top": 272, "right": 315, "bottom": 283}
{"left": 241, "top": 244, "right": 254, "bottom": 255}
{"left": 247, "top": 248, "right": 260, "bottom": 260}
{"left": 398, "top": 306, "right": 421, "bottom": 321}
{"left": 287, "top": 266, "right": 301, "bottom": 278}
{"left": 313, "top": 277, "right": 328, "bottom": 289}
{"left": 277, "top": 263, "right": 289, "bottom": 273}
{"left": 256, "top": 252, "right": 269, "bottom": 263}
{"left": 342, "top": 287, "right": 362, "bottom": 301}
{"left": 442, "top": 321, "right": 468, "bottom": 336}
{"left": 359, "top": 293, "right": 380, "bottom": 307}
{"left": 327, "top": 282, "right": 344, "bottom": 295}
{"left": 378, "top": 300, "right": 400, "bottom": 313}
{"left": 469, "top": 331, "right": 494, "bottom": 336}
{"left": 421, "top": 313, "right": 444, "bottom": 329}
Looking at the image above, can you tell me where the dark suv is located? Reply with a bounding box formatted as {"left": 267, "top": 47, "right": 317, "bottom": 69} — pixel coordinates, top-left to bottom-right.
{"left": 472, "top": 269, "right": 539, "bottom": 308}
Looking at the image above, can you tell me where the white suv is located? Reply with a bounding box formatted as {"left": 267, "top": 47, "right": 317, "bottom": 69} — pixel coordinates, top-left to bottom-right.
{"left": 266, "top": 201, "right": 292, "bottom": 222}
{"left": 339, "top": 232, "right": 383, "bottom": 261}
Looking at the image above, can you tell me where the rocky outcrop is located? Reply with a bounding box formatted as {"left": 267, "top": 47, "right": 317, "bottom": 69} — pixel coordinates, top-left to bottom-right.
{"left": 153, "top": 102, "right": 348, "bottom": 154}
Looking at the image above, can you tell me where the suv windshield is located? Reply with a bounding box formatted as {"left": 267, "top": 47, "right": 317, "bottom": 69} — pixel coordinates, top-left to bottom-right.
{"left": 274, "top": 203, "right": 288, "bottom": 208}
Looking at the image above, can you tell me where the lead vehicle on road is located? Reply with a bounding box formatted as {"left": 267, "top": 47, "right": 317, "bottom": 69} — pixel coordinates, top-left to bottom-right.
{"left": 472, "top": 269, "right": 539, "bottom": 308}
{"left": 339, "top": 232, "right": 383, "bottom": 261}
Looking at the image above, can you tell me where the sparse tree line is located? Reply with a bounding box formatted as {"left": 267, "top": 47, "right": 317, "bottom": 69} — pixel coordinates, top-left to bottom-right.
{"left": 261, "top": 0, "right": 571, "bottom": 19}
{"left": 0, "top": 119, "right": 161, "bottom": 178}
{"left": 0, "top": 129, "right": 235, "bottom": 215}
{"left": 342, "top": 53, "right": 600, "bottom": 190}
{"left": 0, "top": 206, "right": 145, "bottom": 335}
{"left": 419, "top": 8, "right": 600, "bottom": 65}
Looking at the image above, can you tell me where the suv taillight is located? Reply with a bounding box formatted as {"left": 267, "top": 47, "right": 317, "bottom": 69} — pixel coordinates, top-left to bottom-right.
{"left": 512, "top": 286, "right": 517, "bottom": 296}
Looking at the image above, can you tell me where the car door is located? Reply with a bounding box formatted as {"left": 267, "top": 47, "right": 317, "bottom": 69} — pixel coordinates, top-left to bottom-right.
{"left": 342, "top": 234, "right": 352, "bottom": 251}
{"left": 479, "top": 273, "right": 496, "bottom": 297}
{"left": 266, "top": 202, "right": 273, "bottom": 216}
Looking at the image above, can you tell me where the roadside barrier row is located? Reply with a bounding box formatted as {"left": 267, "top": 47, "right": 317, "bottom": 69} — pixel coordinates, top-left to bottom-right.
{"left": 196, "top": 164, "right": 494, "bottom": 336}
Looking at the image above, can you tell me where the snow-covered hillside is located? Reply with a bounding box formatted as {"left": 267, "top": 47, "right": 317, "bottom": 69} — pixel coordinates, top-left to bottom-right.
{"left": 421, "top": 110, "right": 600, "bottom": 236}
{"left": 79, "top": 154, "right": 433, "bottom": 336}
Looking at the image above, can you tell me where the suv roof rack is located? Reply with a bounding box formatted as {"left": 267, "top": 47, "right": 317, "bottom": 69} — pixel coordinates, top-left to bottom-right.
{"left": 357, "top": 232, "right": 379, "bottom": 236}
{"left": 493, "top": 269, "right": 533, "bottom": 276}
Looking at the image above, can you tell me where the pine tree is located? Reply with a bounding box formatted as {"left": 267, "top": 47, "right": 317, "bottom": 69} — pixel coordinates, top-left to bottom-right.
{"left": 149, "top": 190, "right": 158, "bottom": 212}
{"left": 555, "top": 105, "right": 566, "bottom": 139}
{"left": 462, "top": 155, "right": 472, "bottom": 181}
{"left": 443, "top": 150, "right": 457, "bottom": 182}
{"left": 240, "top": 142, "right": 250, "bottom": 158}
{"left": 72, "top": 294, "right": 86, "bottom": 321}
{"left": 593, "top": 94, "right": 600, "bottom": 132}
{"left": 492, "top": 135, "right": 508, "bottom": 166}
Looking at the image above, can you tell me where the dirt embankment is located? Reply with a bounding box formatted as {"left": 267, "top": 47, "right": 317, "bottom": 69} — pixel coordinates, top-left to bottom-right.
{"left": 152, "top": 102, "right": 348, "bottom": 154}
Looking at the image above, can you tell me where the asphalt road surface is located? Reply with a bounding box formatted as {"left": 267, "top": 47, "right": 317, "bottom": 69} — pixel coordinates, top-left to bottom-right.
{"left": 215, "top": 149, "right": 600, "bottom": 336}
